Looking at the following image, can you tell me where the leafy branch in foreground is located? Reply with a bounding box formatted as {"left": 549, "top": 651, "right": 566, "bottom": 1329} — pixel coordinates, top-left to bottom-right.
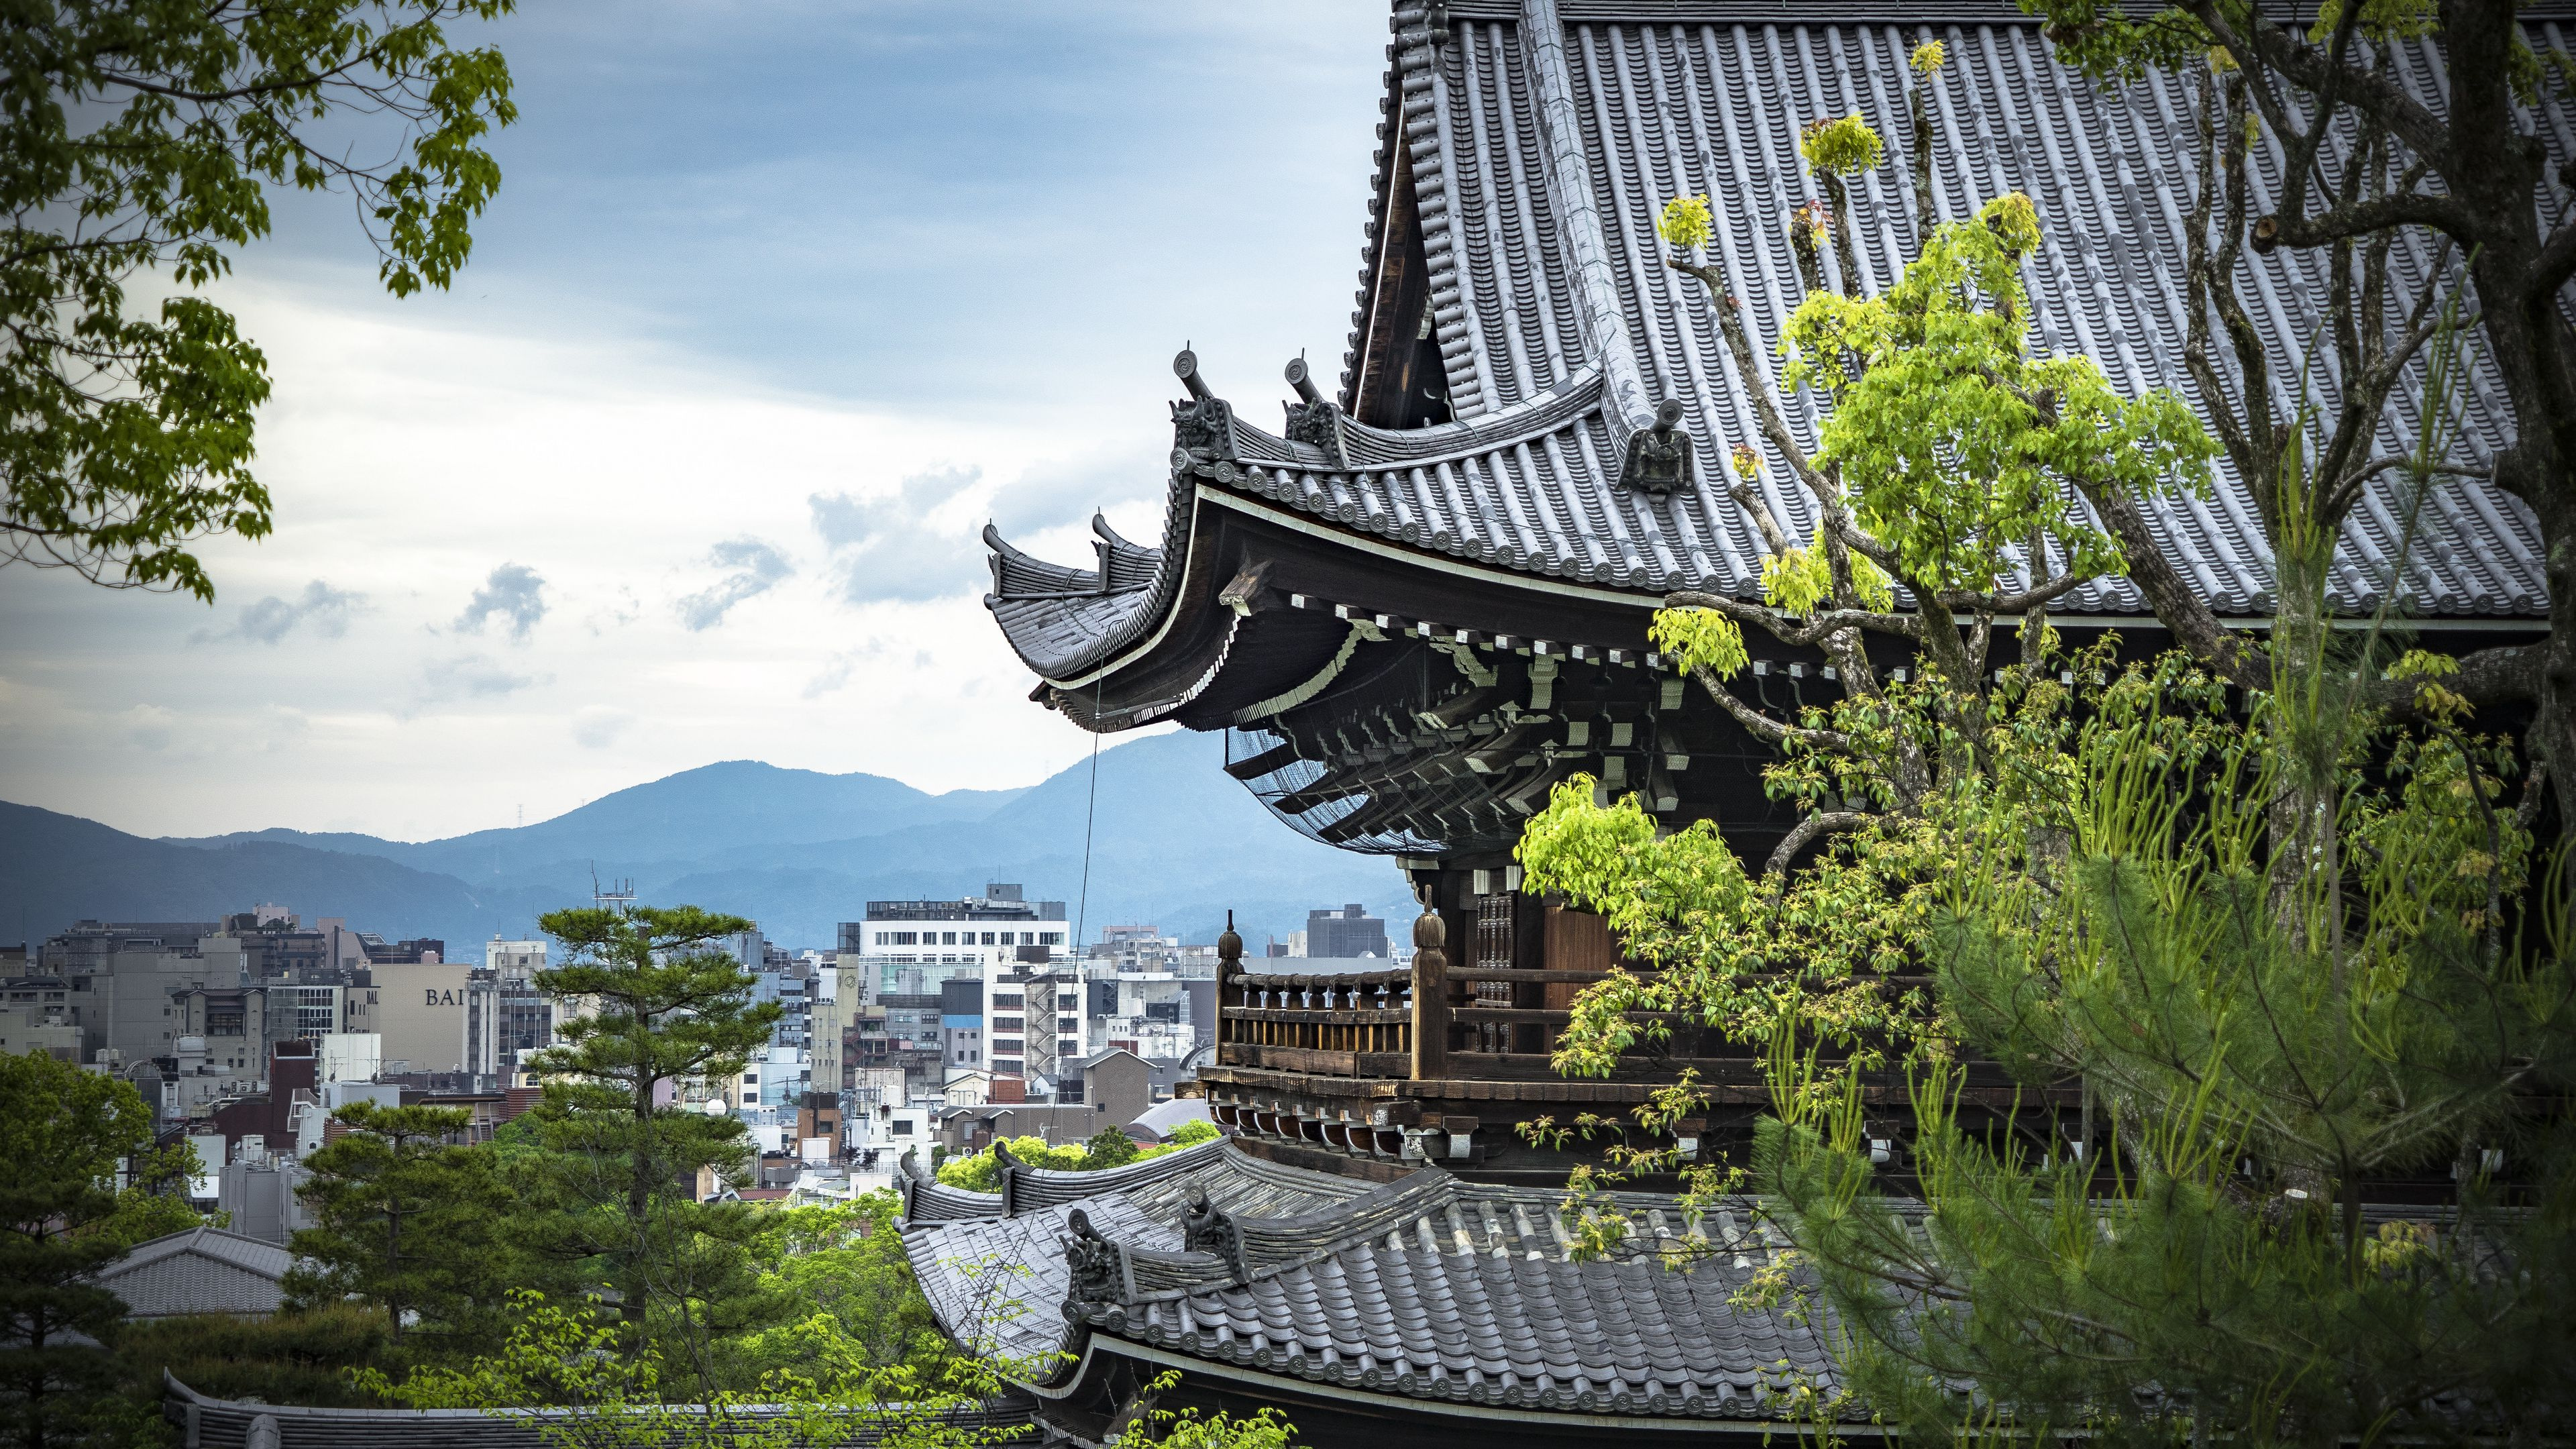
{"left": 3, "top": 1, "right": 517, "bottom": 598}
{"left": 357, "top": 1290, "right": 1035, "bottom": 1449}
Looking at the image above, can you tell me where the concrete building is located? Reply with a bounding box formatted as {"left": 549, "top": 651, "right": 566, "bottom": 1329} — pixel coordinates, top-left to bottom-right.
{"left": 839, "top": 883, "right": 1065, "bottom": 996}
{"left": 374, "top": 962, "right": 475, "bottom": 1073}
{"left": 983, "top": 967, "right": 1083, "bottom": 1085}
{"left": 939, "top": 975, "right": 983, "bottom": 1070}
{"left": 0, "top": 977, "right": 80, "bottom": 1059}
{"left": 1304, "top": 903, "right": 1391, "bottom": 959}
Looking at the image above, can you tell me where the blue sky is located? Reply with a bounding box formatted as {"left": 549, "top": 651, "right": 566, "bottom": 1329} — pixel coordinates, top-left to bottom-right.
{"left": 0, "top": 1, "right": 1389, "bottom": 840}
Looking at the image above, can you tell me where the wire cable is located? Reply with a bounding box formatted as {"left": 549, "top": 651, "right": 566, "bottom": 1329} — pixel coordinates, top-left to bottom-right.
{"left": 1072, "top": 675, "right": 1106, "bottom": 958}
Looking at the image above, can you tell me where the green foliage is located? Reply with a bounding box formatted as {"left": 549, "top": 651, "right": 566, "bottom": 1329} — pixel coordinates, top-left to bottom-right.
{"left": 520, "top": 906, "right": 784, "bottom": 1387}
{"left": 1, "top": 1, "right": 517, "bottom": 600}
{"left": 1797, "top": 114, "right": 1884, "bottom": 176}
{"left": 1518, "top": 643, "right": 2186, "bottom": 1085}
{"left": 1760, "top": 545, "right": 1891, "bottom": 615}
{"left": 1777, "top": 203, "right": 2214, "bottom": 599}
{"left": 362, "top": 1290, "right": 1036, "bottom": 1449}
{"left": 1116, "top": 1371, "right": 1303, "bottom": 1448}
{"left": 1647, "top": 607, "right": 1748, "bottom": 680}
{"left": 1752, "top": 675, "right": 2576, "bottom": 1445}
{"left": 1909, "top": 39, "right": 1947, "bottom": 74}
{"left": 1081, "top": 1128, "right": 1138, "bottom": 1170}
{"left": 1534, "top": 629, "right": 2576, "bottom": 1442}
{"left": 718, "top": 1191, "right": 953, "bottom": 1387}
{"left": 1656, "top": 193, "right": 1713, "bottom": 250}
{"left": 934, "top": 1125, "right": 1210, "bottom": 1192}
{"left": 113, "top": 1303, "right": 392, "bottom": 1411}
{"left": 284, "top": 1101, "right": 525, "bottom": 1355}
{"left": 0, "top": 1051, "right": 212, "bottom": 1449}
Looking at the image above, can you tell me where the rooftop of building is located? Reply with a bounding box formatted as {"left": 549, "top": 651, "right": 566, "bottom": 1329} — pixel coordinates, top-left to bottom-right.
{"left": 987, "top": 0, "right": 2566, "bottom": 698}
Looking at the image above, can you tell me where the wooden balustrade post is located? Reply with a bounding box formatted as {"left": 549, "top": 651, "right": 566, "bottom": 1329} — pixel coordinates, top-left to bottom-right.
{"left": 1216, "top": 911, "right": 1242, "bottom": 1057}
{"left": 1411, "top": 904, "right": 1448, "bottom": 1081}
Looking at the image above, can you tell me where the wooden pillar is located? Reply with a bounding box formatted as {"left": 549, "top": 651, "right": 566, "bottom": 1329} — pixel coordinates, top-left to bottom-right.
{"left": 1411, "top": 902, "right": 1448, "bottom": 1081}
{"left": 1216, "top": 911, "right": 1242, "bottom": 1057}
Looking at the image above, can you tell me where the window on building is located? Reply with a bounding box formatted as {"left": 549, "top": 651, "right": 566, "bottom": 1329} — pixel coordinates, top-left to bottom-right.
{"left": 892, "top": 1120, "right": 914, "bottom": 1136}
{"left": 743, "top": 1073, "right": 758, "bottom": 1085}
{"left": 1042, "top": 932, "right": 1064, "bottom": 945}
{"left": 993, "top": 1016, "right": 1023, "bottom": 1032}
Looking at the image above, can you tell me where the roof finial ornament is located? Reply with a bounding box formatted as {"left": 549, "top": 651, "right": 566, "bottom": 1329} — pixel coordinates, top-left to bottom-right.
{"left": 1171, "top": 345, "right": 1242, "bottom": 481}
{"left": 1061, "top": 1207, "right": 1126, "bottom": 1320}
{"left": 1619, "top": 398, "right": 1695, "bottom": 496}
{"left": 1282, "top": 352, "right": 1351, "bottom": 468}
{"left": 1182, "top": 1185, "right": 1248, "bottom": 1282}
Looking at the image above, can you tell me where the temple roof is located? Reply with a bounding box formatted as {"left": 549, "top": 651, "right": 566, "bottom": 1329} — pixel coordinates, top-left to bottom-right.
{"left": 900, "top": 1139, "right": 1847, "bottom": 1425}
{"left": 987, "top": 0, "right": 2561, "bottom": 690}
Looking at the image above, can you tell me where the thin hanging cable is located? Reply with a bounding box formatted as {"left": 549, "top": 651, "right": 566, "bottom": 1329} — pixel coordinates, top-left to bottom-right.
{"left": 1072, "top": 675, "right": 1106, "bottom": 960}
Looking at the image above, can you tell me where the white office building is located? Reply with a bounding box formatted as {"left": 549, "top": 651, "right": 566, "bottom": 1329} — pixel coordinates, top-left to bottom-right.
{"left": 838, "top": 884, "right": 1068, "bottom": 996}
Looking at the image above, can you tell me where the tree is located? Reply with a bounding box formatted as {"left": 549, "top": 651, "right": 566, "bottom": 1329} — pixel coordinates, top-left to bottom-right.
{"left": 718, "top": 1191, "right": 952, "bottom": 1390}
{"left": 519, "top": 906, "right": 782, "bottom": 1389}
{"left": 359, "top": 1289, "right": 1041, "bottom": 1449}
{"left": 1649, "top": 42, "right": 2216, "bottom": 875}
{"left": 1740, "top": 651, "right": 2576, "bottom": 1445}
{"left": 283, "top": 1100, "right": 522, "bottom": 1355}
{"left": 2018, "top": 0, "right": 2576, "bottom": 822}
{"left": 2, "top": 0, "right": 517, "bottom": 600}
{"left": 0, "top": 1052, "right": 207, "bottom": 1449}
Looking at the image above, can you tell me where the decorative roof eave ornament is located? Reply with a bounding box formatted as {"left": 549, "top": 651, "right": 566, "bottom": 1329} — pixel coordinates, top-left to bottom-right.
{"left": 1281, "top": 354, "right": 1352, "bottom": 469}
{"left": 1170, "top": 347, "right": 1242, "bottom": 484}
{"left": 1180, "top": 1186, "right": 1248, "bottom": 1283}
{"left": 1061, "top": 1206, "right": 1130, "bottom": 1321}
{"left": 1618, "top": 398, "right": 1695, "bottom": 496}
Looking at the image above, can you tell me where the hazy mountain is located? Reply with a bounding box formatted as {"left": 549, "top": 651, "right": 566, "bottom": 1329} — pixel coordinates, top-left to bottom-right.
{"left": 168, "top": 760, "right": 1027, "bottom": 882}
{"left": 9, "top": 733, "right": 1412, "bottom": 956}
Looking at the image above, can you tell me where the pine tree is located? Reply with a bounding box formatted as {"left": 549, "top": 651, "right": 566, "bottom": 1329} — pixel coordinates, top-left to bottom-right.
{"left": 520, "top": 906, "right": 783, "bottom": 1388}
{"left": 0, "top": 1053, "right": 204, "bottom": 1449}
{"left": 283, "top": 1102, "right": 521, "bottom": 1355}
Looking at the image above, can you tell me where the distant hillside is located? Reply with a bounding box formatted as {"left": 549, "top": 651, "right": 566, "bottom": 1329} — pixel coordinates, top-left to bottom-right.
{"left": 0, "top": 801, "right": 562, "bottom": 949}
{"left": 8, "top": 733, "right": 1411, "bottom": 955}
{"left": 169, "top": 760, "right": 1027, "bottom": 881}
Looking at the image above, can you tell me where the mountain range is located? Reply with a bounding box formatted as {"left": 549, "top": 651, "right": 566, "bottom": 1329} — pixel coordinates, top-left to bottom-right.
{"left": 1, "top": 732, "right": 1415, "bottom": 956}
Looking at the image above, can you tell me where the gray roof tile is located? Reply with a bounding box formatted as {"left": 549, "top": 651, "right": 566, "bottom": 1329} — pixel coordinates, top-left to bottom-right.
{"left": 904, "top": 1142, "right": 1849, "bottom": 1422}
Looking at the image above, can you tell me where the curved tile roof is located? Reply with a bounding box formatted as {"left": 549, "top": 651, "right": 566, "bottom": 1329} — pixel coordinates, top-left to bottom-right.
{"left": 904, "top": 1141, "right": 1847, "bottom": 1424}
{"left": 988, "top": 0, "right": 2559, "bottom": 687}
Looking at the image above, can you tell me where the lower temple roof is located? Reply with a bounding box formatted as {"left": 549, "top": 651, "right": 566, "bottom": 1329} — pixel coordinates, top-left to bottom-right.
{"left": 900, "top": 1139, "right": 1845, "bottom": 1425}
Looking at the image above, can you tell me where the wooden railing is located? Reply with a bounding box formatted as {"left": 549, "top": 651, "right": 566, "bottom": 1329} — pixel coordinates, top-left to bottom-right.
{"left": 1215, "top": 968, "right": 1412, "bottom": 1079}
{"left": 1212, "top": 896, "right": 1949, "bottom": 1087}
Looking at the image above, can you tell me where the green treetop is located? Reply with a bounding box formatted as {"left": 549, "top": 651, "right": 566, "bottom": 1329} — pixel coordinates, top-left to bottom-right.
{"left": 1, "top": 0, "right": 517, "bottom": 601}
{"left": 0, "top": 1052, "right": 207, "bottom": 1449}
{"left": 519, "top": 905, "right": 783, "bottom": 1386}
{"left": 284, "top": 1100, "right": 523, "bottom": 1354}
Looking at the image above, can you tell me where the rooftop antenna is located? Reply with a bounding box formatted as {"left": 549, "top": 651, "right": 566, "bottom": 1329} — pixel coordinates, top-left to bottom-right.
{"left": 588, "top": 863, "right": 635, "bottom": 915}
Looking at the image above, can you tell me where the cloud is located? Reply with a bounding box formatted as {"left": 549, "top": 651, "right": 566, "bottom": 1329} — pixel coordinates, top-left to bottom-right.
{"left": 570, "top": 705, "right": 635, "bottom": 749}
{"left": 808, "top": 466, "right": 983, "bottom": 604}
{"left": 987, "top": 452, "right": 1155, "bottom": 537}
{"left": 414, "top": 654, "right": 537, "bottom": 711}
{"left": 125, "top": 704, "right": 176, "bottom": 751}
{"left": 801, "top": 639, "right": 890, "bottom": 700}
{"left": 453, "top": 564, "right": 549, "bottom": 641}
{"left": 197, "top": 580, "right": 366, "bottom": 645}
{"left": 675, "top": 537, "right": 793, "bottom": 631}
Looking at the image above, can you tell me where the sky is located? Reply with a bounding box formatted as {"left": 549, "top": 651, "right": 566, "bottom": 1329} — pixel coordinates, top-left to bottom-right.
{"left": 0, "top": 1, "right": 1389, "bottom": 842}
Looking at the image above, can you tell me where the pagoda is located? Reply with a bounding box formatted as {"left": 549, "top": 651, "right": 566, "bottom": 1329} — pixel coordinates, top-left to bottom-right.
{"left": 981, "top": 0, "right": 2552, "bottom": 1185}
